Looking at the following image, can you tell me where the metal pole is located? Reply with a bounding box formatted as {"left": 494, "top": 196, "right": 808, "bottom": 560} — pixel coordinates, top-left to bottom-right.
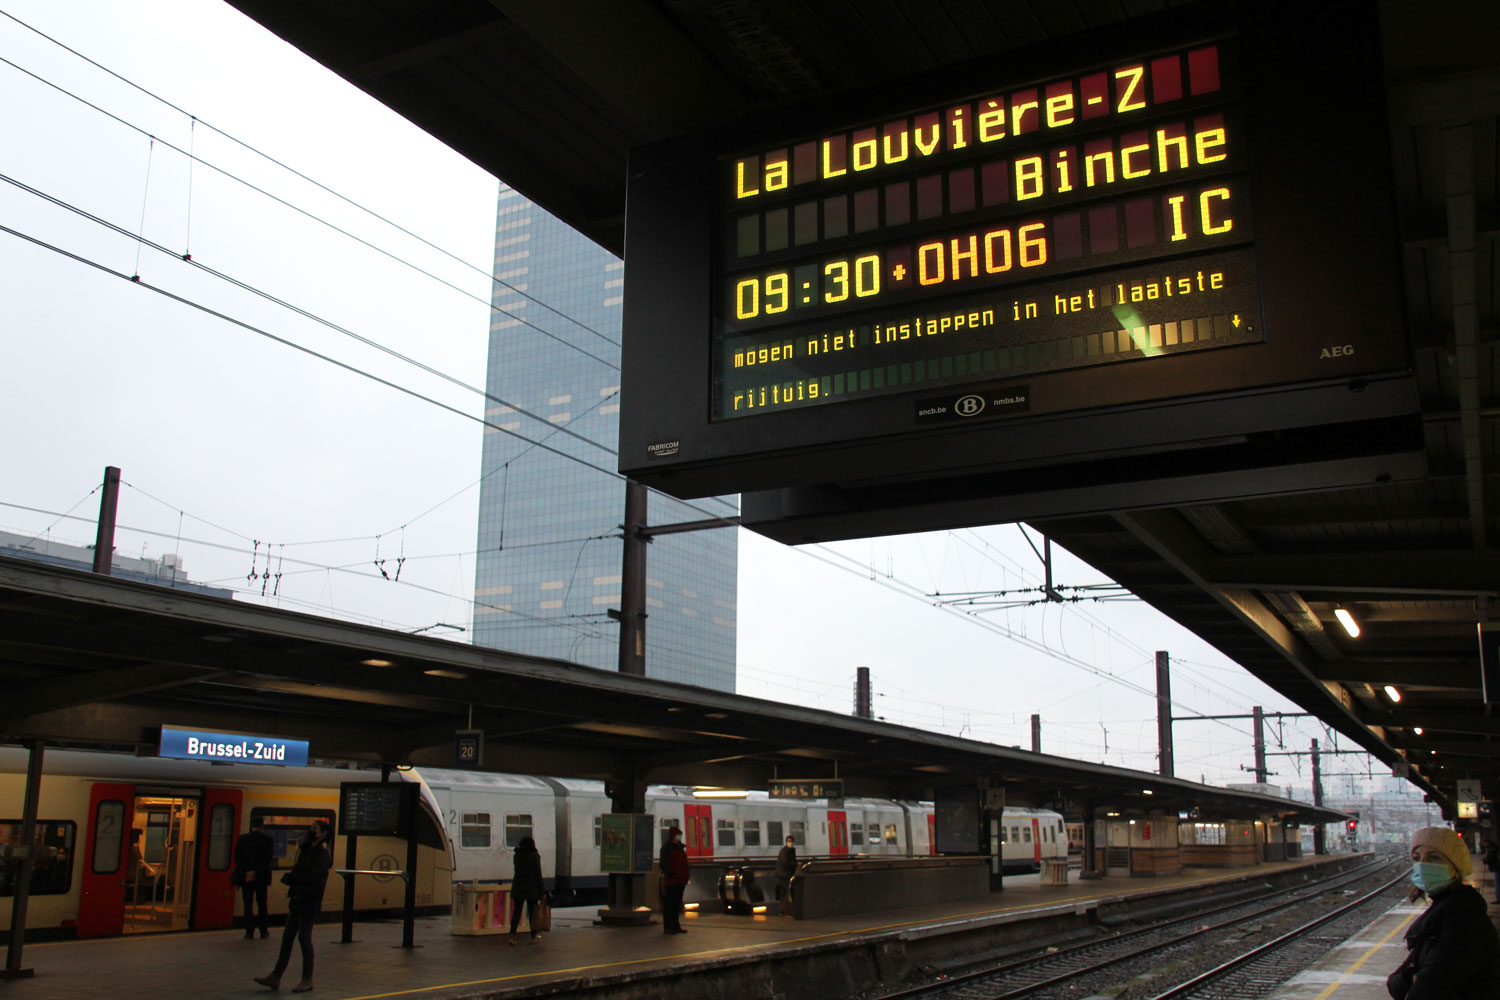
{"left": 1156, "top": 651, "right": 1174, "bottom": 777}
{"left": 1031, "top": 714, "right": 1041, "bottom": 754}
{"left": 618, "top": 480, "right": 648, "bottom": 677}
{"left": 1253, "top": 706, "right": 1267, "bottom": 783}
{"left": 3, "top": 738, "right": 44, "bottom": 979}
{"left": 92, "top": 466, "right": 121, "bottom": 575}
{"left": 339, "top": 833, "right": 358, "bottom": 944}
{"left": 402, "top": 824, "right": 418, "bottom": 948}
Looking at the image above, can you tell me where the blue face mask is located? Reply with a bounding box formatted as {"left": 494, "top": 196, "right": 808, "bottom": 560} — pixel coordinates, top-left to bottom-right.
{"left": 1411, "top": 861, "right": 1454, "bottom": 894}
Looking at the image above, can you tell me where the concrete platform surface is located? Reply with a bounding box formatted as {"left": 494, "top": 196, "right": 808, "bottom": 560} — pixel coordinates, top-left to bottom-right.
{"left": 0, "top": 856, "right": 1359, "bottom": 1000}
{"left": 1266, "top": 873, "right": 1500, "bottom": 1000}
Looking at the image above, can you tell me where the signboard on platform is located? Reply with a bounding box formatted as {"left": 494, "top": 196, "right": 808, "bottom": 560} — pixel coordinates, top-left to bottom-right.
{"left": 600, "top": 813, "right": 655, "bottom": 873}
{"left": 338, "top": 781, "right": 417, "bottom": 838}
{"left": 769, "top": 779, "right": 844, "bottom": 800}
{"left": 159, "top": 725, "right": 308, "bottom": 767}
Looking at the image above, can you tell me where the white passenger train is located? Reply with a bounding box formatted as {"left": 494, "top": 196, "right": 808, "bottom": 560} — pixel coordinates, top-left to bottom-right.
{"left": 0, "top": 749, "right": 1065, "bottom": 937}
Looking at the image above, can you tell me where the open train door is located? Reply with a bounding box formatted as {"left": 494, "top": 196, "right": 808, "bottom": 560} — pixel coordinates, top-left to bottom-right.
{"left": 77, "top": 782, "right": 133, "bottom": 937}
{"left": 192, "top": 788, "right": 242, "bottom": 929}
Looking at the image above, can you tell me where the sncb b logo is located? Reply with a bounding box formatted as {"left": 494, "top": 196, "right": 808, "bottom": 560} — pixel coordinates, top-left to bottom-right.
{"left": 955, "top": 394, "right": 986, "bottom": 417}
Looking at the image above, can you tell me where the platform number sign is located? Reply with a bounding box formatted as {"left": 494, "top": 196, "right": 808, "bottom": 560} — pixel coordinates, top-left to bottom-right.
{"left": 454, "top": 729, "right": 484, "bottom": 768}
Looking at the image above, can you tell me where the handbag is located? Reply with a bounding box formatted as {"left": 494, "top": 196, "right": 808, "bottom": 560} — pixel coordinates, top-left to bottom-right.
{"left": 1386, "top": 950, "right": 1416, "bottom": 999}
{"left": 532, "top": 899, "right": 552, "bottom": 933}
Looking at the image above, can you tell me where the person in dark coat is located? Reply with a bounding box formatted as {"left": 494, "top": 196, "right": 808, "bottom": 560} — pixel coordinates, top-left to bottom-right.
{"left": 1387, "top": 826, "right": 1500, "bottom": 999}
{"left": 658, "top": 826, "right": 690, "bottom": 935}
{"left": 255, "top": 819, "right": 331, "bottom": 994}
{"left": 232, "top": 816, "right": 275, "bottom": 939}
{"left": 508, "top": 836, "right": 546, "bottom": 942}
{"left": 774, "top": 835, "right": 797, "bottom": 910}
{"left": 1485, "top": 841, "right": 1500, "bottom": 905}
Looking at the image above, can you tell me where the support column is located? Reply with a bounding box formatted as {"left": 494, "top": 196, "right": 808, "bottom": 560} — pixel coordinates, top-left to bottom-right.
{"left": 92, "top": 466, "right": 121, "bottom": 575}
{"left": 1311, "top": 739, "right": 1325, "bottom": 856}
{"left": 1252, "top": 707, "right": 1267, "bottom": 783}
{"left": 1156, "top": 651, "right": 1174, "bottom": 778}
{"left": 617, "top": 481, "right": 648, "bottom": 677}
{"left": 3, "top": 739, "right": 44, "bottom": 979}
{"left": 1030, "top": 714, "right": 1041, "bottom": 754}
{"left": 596, "top": 770, "right": 652, "bottom": 925}
{"left": 1079, "top": 799, "right": 1101, "bottom": 880}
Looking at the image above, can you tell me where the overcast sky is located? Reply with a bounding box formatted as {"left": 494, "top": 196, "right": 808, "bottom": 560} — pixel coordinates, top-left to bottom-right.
{"left": 0, "top": 0, "right": 1400, "bottom": 798}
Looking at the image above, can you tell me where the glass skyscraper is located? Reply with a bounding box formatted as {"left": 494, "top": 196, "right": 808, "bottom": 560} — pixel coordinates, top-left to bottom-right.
{"left": 472, "top": 186, "right": 738, "bottom": 691}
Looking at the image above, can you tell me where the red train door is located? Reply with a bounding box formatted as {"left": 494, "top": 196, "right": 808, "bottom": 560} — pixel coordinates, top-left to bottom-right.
{"left": 1030, "top": 817, "right": 1042, "bottom": 867}
{"left": 193, "top": 788, "right": 242, "bottom": 929}
{"left": 827, "top": 811, "right": 848, "bottom": 856}
{"left": 77, "top": 782, "right": 133, "bottom": 937}
{"left": 684, "top": 803, "right": 712, "bottom": 858}
{"left": 927, "top": 814, "right": 936, "bottom": 855}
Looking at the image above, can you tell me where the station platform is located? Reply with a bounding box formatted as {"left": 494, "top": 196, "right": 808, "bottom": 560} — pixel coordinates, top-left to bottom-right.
{"left": 0, "top": 855, "right": 1360, "bottom": 1000}
{"left": 1267, "top": 871, "right": 1500, "bottom": 999}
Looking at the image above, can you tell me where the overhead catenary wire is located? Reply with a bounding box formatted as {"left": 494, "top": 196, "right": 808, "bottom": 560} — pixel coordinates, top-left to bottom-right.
{"left": 0, "top": 6, "right": 620, "bottom": 351}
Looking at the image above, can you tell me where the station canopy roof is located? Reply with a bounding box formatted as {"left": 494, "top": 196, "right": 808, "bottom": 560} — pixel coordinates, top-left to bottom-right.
{"left": 220, "top": 0, "right": 1500, "bottom": 817}
{"left": 0, "top": 557, "right": 1345, "bottom": 824}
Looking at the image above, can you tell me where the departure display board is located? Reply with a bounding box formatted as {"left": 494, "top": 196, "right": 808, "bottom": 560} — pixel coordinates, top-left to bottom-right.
{"left": 715, "top": 41, "right": 1255, "bottom": 420}
{"left": 619, "top": 4, "right": 1412, "bottom": 518}
{"left": 338, "top": 782, "right": 416, "bottom": 838}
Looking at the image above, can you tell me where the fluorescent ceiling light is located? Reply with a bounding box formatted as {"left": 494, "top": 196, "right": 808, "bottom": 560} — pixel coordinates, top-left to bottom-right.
{"left": 1413, "top": 727, "right": 1425, "bottom": 735}
{"left": 361, "top": 658, "right": 393, "bottom": 667}
{"left": 692, "top": 788, "right": 748, "bottom": 798}
{"left": 1383, "top": 685, "right": 1402, "bottom": 703}
{"left": 1333, "top": 607, "right": 1360, "bottom": 638}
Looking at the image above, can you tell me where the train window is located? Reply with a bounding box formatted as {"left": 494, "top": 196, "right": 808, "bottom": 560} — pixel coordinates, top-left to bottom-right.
{"left": 850, "top": 823, "right": 863, "bottom": 847}
{"left": 789, "top": 821, "right": 806, "bottom": 847}
{"left": 461, "top": 813, "right": 492, "bottom": 849}
{"left": 767, "top": 820, "right": 784, "bottom": 844}
{"left": 884, "top": 824, "right": 899, "bottom": 845}
{"left": 716, "top": 819, "right": 737, "bottom": 848}
{"left": 504, "top": 814, "right": 533, "bottom": 849}
{"left": 660, "top": 817, "right": 680, "bottom": 847}
{"left": 251, "top": 809, "right": 338, "bottom": 867}
{"left": 999, "top": 825, "right": 1008, "bottom": 843}
{"left": 1023, "top": 827, "right": 1032, "bottom": 844}
{"left": 1010, "top": 825, "right": 1020, "bottom": 843}
{"left": 742, "top": 820, "right": 761, "bottom": 847}
{"left": 92, "top": 800, "right": 125, "bottom": 873}
{"left": 207, "top": 803, "right": 235, "bottom": 871}
{"left": 0, "top": 820, "right": 75, "bottom": 896}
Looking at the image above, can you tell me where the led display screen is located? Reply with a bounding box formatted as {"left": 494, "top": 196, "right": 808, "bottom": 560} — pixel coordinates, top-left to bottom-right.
{"left": 714, "top": 41, "right": 1256, "bottom": 421}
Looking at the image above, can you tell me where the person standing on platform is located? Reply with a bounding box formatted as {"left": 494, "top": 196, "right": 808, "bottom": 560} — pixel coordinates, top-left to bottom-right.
{"left": 255, "top": 819, "right": 331, "bottom": 994}
{"left": 774, "top": 835, "right": 797, "bottom": 914}
{"left": 1386, "top": 826, "right": 1500, "bottom": 999}
{"left": 233, "top": 815, "right": 275, "bottom": 939}
{"left": 508, "top": 835, "right": 546, "bottom": 943}
{"left": 659, "top": 826, "right": 690, "bottom": 935}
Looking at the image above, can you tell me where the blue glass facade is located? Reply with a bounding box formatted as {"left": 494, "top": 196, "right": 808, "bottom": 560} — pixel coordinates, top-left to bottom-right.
{"left": 472, "top": 188, "right": 738, "bottom": 691}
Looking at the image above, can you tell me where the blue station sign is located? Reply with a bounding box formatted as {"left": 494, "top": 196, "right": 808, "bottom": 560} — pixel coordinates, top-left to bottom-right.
{"left": 159, "top": 725, "right": 309, "bottom": 767}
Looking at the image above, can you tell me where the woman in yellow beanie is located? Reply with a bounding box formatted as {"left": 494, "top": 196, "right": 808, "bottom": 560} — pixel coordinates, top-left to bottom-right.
{"left": 1387, "top": 826, "right": 1500, "bottom": 998}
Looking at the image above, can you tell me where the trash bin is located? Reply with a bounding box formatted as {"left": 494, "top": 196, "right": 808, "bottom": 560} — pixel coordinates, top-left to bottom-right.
{"left": 1041, "top": 859, "right": 1069, "bottom": 885}
{"left": 451, "top": 883, "right": 510, "bottom": 935}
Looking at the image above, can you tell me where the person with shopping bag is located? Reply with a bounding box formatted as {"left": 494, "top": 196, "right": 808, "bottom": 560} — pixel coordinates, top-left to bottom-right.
{"left": 508, "top": 836, "right": 548, "bottom": 943}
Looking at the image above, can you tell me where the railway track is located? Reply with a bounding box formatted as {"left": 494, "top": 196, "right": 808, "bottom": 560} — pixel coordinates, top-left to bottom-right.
{"left": 868, "top": 857, "right": 1409, "bottom": 1000}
